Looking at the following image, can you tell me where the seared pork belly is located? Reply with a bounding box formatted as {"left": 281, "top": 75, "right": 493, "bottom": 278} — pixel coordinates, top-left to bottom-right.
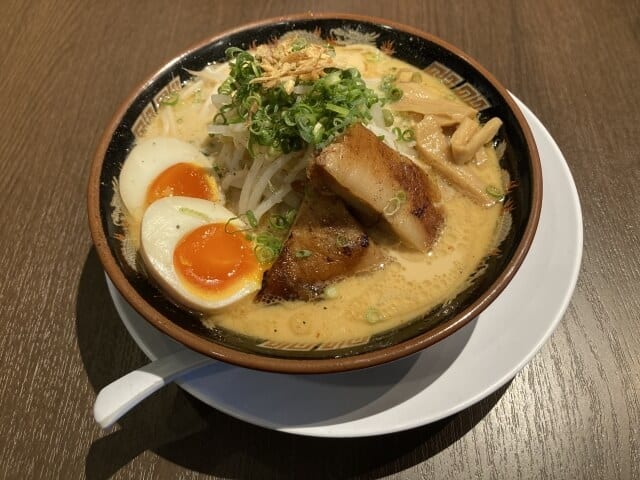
{"left": 309, "top": 123, "right": 443, "bottom": 252}
{"left": 256, "top": 188, "right": 387, "bottom": 303}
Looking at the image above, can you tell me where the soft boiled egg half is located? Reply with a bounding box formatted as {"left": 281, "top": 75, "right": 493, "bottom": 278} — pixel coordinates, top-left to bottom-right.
{"left": 140, "top": 196, "right": 262, "bottom": 312}
{"left": 119, "top": 137, "right": 223, "bottom": 223}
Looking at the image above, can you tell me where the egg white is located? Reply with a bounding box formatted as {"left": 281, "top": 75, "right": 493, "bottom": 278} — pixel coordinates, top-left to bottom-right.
{"left": 119, "top": 137, "right": 219, "bottom": 222}
{"left": 140, "top": 196, "right": 260, "bottom": 312}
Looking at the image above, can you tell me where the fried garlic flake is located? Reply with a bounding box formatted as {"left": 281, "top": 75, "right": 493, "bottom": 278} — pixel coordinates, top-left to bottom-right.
{"left": 251, "top": 37, "right": 335, "bottom": 93}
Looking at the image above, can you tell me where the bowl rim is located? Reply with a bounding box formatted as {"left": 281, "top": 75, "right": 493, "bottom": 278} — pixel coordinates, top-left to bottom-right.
{"left": 87, "top": 12, "right": 542, "bottom": 374}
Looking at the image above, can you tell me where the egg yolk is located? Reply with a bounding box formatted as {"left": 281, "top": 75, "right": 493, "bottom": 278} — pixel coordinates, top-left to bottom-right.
{"left": 146, "top": 162, "right": 214, "bottom": 206}
{"left": 173, "top": 223, "right": 260, "bottom": 296}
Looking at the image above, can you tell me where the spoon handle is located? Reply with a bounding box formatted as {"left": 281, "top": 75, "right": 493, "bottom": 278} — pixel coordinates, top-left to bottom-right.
{"left": 93, "top": 349, "right": 212, "bottom": 429}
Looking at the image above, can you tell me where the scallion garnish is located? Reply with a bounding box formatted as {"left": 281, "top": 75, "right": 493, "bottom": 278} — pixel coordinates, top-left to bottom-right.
{"left": 212, "top": 46, "right": 379, "bottom": 155}
{"left": 255, "top": 231, "right": 282, "bottom": 251}
{"left": 225, "top": 210, "right": 258, "bottom": 233}
{"left": 379, "top": 74, "right": 403, "bottom": 103}
{"left": 246, "top": 210, "right": 258, "bottom": 229}
{"left": 227, "top": 209, "right": 297, "bottom": 265}
{"left": 323, "top": 285, "right": 338, "bottom": 299}
{"left": 269, "top": 209, "right": 296, "bottom": 231}
{"left": 253, "top": 231, "right": 284, "bottom": 265}
{"left": 160, "top": 91, "right": 180, "bottom": 106}
{"left": 284, "top": 208, "right": 297, "bottom": 226}
{"left": 336, "top": 234, "right": 350, "bottom": 248}
{"left": 383, "top": 190, "right": 407, "bottom": 216}
{"left": 178, "top": 207, "right": 210, "bottom": 222}
{"left": 402, "top": 129, "right": 415, "bottom": 141}
{"left": 290, "top": 37, "right": 308, "bottom": 52}
{"left": 382, "top": 108, "right": 394, "bottom": 127}
{"left": 295, "top": 249, "right": 312, "bottom": 259}
{"left": 192, "top": 90, "right": 205, "bottom": 104}
{"left": 388, "top": 87, "right": 403, "bottom": 102}
{"left": 365, "top": 307, "right": 384, "bottom": 324}
{"left": 486, "top": 186, "right": 505, "bottom": 201}
{"left": 392, "top": 127, "right": 415, "bottom": 142}
{"left": 325, "top": 103, "right": 350, "bottom": 116}
{"left": 255, "top": 245, "right": 279, "bottom": 264}
{"left": 364, "top": 51, "right": 381, "bottom": 63}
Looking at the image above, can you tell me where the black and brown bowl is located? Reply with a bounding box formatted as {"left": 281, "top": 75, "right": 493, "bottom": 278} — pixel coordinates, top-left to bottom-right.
{"left": 87, "top": 13, "right": 542, "bottom": 374}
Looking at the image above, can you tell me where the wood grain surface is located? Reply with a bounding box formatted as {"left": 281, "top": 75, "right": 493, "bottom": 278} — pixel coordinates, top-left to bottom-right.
{"left": 1, "top": 0, "right": 638, "bottom": 478}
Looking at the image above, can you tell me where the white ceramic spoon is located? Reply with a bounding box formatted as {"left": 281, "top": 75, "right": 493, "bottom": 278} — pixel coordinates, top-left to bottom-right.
{"left": 93, "top": 348, "right": 213, "bottom": 428}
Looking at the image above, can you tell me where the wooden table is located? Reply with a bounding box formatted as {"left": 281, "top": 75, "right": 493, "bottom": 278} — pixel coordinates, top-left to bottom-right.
{"left": 2, "top": 1, "right": 638, "bottom": 478}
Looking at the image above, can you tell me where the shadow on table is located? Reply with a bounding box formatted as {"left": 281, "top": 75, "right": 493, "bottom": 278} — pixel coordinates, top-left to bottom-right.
{"left": 84, "top": 384, "right": 509, "bottom": 480}
{"left": 78, "top": 248, "right": 508, "bottom": 480}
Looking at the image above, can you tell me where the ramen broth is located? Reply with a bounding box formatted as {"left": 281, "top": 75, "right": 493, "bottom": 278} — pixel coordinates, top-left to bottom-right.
{"left": 129, "top": 43, "right": 506, "bottom": 344}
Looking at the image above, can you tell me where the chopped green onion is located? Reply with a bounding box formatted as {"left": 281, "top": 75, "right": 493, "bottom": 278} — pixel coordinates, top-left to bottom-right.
{"left": 212, "top": 47, "right": 379, "bottom": 154}
{"left": 325, "top": 103, "right": 350, "bottom": 116}
{"left": 312, "top": 122, "right": 324, "bottom": 143}
{"left": 225, "top": 210, "right": 258, "bottom": 233}
{"left": 380, "top": 74, "right": 395, "bottom": 92}
{"left": 178, "top": 207, "right": 210, "bottom": 222}
{"left": 383, "top": 190, "right": 407, "bottom": 216}
{"left": 290, "top": 37, "right": 308, "bottom": 52}
{"left": 383, "top": 199, "right": 401, "bottom": 216}
{"left": 393, "top": 127, "right": 415, "bottom": 142}
{"left": 256, "top": 232, "right": 282, "bottom": 250}
{"left": 160, "top": 91, "right": 179, "bottom": 106}
{"left": 192, "top": 89, "right": 204, "bottom": 104}
{"left": 401, "top": 129, "right": 415, "bottom": 142}
{"left": 295, "top": 249, "right": 312, "bottom": 258}
{"left": 285, "top": 208, "right": 297, "bottom": 226}
{"left": 382, "top": 108, "right": 394, "bottom": 127}
{"left": 268, "top": 210, "right": 296, "bottom": 231}
{"left": 255, "top": 245, "right": 278, "bottom": 264}
{"left": 323, "top": 285, "right": 338, "bottom": 299}
{"left": 388, "top": 87, "right": 403, "bottom": 102}
{"left": 225, "top": 217, "right": 249, "bottom": 233}
{"left": 364, "top": 51, "right": 380, "bottom": 62}
{"left": 365, "top": 307, "right": 384, "bottom": 324}
{"left": 336, "top": 234, "right": 350, "bottom": 248}
{"left": 269, "top": 215, "right": 286, "bottom": 230}
{"left": 380, "top": 75, "right": 403, "bottom": 103}
{"left": 240, "top": 208, "right": 297, "bottom": 264}
{"left": 486, "top": 186, "right": 505, "bottom": 201}
{"left": 246, "top": 210, "right": 258, "bottom": 229}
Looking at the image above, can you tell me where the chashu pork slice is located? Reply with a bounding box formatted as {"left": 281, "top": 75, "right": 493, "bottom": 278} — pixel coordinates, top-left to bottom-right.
{"left": 309, "top": 123, "right": 443, "bottom": 252}
{"left": 256, "top": 188, "right": 387, "bottom": 303}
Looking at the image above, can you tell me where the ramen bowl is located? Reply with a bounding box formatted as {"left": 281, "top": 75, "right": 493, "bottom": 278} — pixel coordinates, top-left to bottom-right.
{"left": 87, "top": 13, "right": 542, "bottom": 374}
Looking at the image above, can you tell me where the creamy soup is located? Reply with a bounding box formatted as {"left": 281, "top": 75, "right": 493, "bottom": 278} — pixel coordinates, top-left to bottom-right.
{"left": 117, "top": 37, "right": 508, "bottom": 345}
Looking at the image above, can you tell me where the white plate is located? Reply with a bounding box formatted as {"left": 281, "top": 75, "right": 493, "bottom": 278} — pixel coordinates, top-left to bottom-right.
{"left": 107, "top": 97, "right": 583, "bottom": 438}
